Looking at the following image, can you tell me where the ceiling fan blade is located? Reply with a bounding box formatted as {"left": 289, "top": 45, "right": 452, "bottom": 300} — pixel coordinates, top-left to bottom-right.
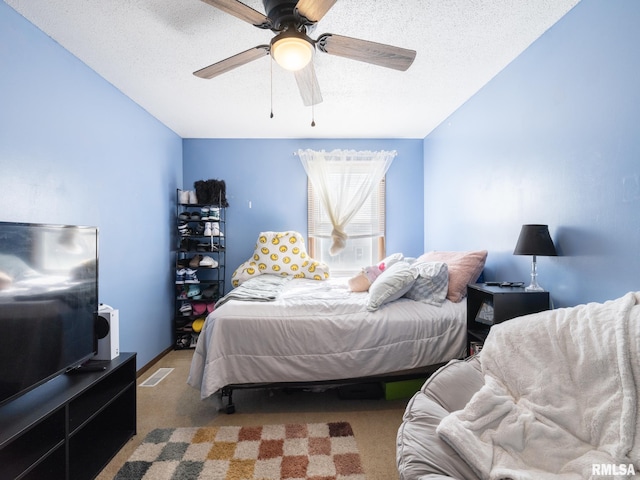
{"left": 295, "top": 0, "right": 337, "bottom": 23}
{"left": 316, "top": 33, "right": 416, "bottom": 71}
{"left": 294, "top": 62, "right": 323, "bottom": 106}
{"left": 199, "top": 0, "right": 272, "bottom": 29}
{"left": 194, "top": 45, "right": 270, "bottom": 79}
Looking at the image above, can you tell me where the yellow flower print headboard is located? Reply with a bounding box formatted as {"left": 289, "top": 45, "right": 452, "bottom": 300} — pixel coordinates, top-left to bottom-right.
{"left": 231, "top": 231, "right": 330, "bottom": 287}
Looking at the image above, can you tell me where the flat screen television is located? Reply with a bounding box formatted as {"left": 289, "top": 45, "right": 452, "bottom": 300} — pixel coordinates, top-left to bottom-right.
{"left": 0, "top": 221, "right": 98, "bottom": 407}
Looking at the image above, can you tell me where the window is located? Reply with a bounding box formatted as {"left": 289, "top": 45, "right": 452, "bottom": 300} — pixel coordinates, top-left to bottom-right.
{"left": 298, "top": 149, "right": 395, "bottom": 276}
{"left": 307, "top": 174, "right": 386, "bottom": 276}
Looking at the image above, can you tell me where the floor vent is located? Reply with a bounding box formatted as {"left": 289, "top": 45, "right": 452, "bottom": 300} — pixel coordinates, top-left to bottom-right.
{"left": 140, "top": 367, "right": 174, "bottom": 387}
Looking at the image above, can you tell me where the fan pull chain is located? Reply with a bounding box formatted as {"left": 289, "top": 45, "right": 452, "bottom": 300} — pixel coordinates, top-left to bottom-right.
{"left": 310, "top": 63, "right": 316, "bottom": 127}
{"left": 270, "top": 55, "right": 274, "bottom": 119}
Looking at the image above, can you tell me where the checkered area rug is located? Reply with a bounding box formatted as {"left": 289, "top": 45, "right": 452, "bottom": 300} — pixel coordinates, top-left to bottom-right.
{"left": 114, "top": 422, "right": 365, "bottom": 479}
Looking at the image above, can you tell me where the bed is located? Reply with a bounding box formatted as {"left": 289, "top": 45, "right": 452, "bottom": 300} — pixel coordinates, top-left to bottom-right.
{"left": 187, "top": 232, "right": 487, "bottom": 413}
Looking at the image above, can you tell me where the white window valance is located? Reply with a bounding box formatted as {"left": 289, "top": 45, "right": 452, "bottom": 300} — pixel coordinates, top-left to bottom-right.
{"left": 297, "top": 148, "right": 396, "bottom": 255}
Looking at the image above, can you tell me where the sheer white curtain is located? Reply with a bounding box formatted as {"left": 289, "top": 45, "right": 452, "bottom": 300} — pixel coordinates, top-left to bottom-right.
{"left": 298, "top": 149, "right": 396, "bottom": 255}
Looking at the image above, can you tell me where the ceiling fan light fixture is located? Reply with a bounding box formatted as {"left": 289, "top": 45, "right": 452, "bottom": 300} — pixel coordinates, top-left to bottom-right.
{"left": 271, "top": 31, "right": 314, "bottom": 71}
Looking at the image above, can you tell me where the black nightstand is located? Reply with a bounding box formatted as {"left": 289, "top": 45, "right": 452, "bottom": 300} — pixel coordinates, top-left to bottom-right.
{"left": 466, "top": 283, "right": 550, "bottom": 356}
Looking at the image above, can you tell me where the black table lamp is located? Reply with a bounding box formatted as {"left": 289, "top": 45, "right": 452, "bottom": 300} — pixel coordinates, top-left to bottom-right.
{"left": 513, "top": 224, "right": 557, "bottom": 291}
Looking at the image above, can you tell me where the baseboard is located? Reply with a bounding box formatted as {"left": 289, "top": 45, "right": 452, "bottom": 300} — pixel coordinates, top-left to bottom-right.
{"left": 136, "top": 346, "right": 174, "bottom": 379}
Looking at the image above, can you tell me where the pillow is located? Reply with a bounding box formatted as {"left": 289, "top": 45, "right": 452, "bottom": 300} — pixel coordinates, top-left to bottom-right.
{"left": 379, "top": 252, "right": 404, "bottom": 270}
{"left": 231, "top": 231, "right": 330, "bottom": 287}
{"left": 404, "top": 261, "right": 449, "bottom": 306}
{"left": 367, "top": 261, "right": 416, "bottom": 311}
{"left": 416, "top": 250, "right": 487, "bottom": 303}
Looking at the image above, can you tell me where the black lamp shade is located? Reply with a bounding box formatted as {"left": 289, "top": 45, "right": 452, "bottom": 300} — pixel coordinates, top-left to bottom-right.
{"left": 513, "top": 224, "right": 557, "bottom": 256}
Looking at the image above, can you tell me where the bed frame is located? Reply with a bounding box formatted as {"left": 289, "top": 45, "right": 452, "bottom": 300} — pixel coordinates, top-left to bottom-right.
{"left": 219, "top": 362, "right": 447, "bottom": 414}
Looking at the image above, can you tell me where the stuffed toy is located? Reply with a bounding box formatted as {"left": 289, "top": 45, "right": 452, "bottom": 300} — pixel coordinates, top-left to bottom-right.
{"left": 348, "top": 262, "right": 386, "bottom": 292}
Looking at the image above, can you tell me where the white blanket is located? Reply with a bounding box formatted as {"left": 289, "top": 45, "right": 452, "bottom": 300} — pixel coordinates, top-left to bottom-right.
{"left": 437, "top": 292, "right": 640, "bottom": 480}
{"left": 214, "top": 274, "right": 290, "bottom": 308}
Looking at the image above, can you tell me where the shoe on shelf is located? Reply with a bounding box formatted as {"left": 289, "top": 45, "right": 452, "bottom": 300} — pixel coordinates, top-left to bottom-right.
{"left": 204, "top": 222, "right": 213, "bottom": 236}
{"left": 188, "top": 190, "right": 198, "bottom": 204}
{"left": 192, "top": 302, "right": 207, "bottom": 315}
{"left": 192, "top": 318, "right": 205, "bottom": 333}
{"left": 202, "top": 286, "right": 218, "bottom": 299}
{"left": 179, "top": 190, "right": 190, "bottom": 205}
{"left": 179, "top": 303, "right": 192, "bottom": 316}
{"left": 178, "top": 211, "right": 190, "bottom": 221}
{"left": 200, "top": 207, "right": 210, "bottom": 220}
{"left": 175, "top": 268, "right": 186, "bottom": 284}
{"left": 209, "top": 207, "right": 220, "bottom": 221}
{"left": 177, "top": 258, "right": 190, "bottom": 269}
{"left": 178, "top": 222, "right": 191, "bottom": 236}
{"left": 189, "top": 255, "right": 203, "bottom": 269}
{"left": 210, "top": 223, "right": 223, "bottom": 236}
{"left": 190, "top": 211, "right": 201, "bottom": 221}
{"left": 184, "top": 268, "right": 199, "bottom": 283}
{"left": 187, "top": 285, "right": 201, "bottom": 299}
{"left": 199, "top": 256, "right": 218, "bottom": 268}
{"left": 176, "top": 334, "right": 191, "bottom": 349}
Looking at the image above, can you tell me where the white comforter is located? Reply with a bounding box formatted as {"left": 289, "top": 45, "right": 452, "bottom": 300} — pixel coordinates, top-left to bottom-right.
{"left": 437, "top": 292, "right": 640, "bottom": 480}
{"left": 188, "top": 276, "right": 466, "bottom": 400}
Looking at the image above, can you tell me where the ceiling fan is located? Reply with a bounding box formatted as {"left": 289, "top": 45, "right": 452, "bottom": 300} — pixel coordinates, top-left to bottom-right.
{"left": 193, "top": 0, "right": 417, "bottom": 107}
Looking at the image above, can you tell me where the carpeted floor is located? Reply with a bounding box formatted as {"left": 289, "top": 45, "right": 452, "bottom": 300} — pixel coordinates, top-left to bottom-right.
{"left": 114, "top": 422, "right": 364, "bottom": 479}
{"left": 96, "top": 350, "right": 411, "bottom": 480}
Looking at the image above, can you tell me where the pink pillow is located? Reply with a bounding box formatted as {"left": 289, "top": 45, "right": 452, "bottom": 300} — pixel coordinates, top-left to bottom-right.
{"left": 416, "top": 250, "right": 487, "bottom": 302}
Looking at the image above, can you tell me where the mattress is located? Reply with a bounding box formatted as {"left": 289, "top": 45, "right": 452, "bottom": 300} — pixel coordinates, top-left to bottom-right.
{"left": 187, "top": 275, "right": 467, "bottom": 400}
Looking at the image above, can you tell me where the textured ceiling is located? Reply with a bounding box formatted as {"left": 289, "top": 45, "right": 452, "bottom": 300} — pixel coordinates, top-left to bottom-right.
{"left": 5, "top": 0, "right": 580, "bottom": 138}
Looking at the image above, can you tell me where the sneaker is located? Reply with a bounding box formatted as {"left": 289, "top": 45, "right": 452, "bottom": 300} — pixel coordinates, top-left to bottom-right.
{"left": 199, "top": 256, "right": 218, "bottom": 268}
{"left": 176, "top": 334, "right": 191, "bottom": 349}
{"left": 178, "top": 222, "right": 191, "bottom": 236}
{"left": 189, "top": 190, "right": 198, "bottom": 204}
{"left": 204, "top": 222, "right": 212, "bottom": 236}
{"left": 184, "top": 268, "right": 199, "bottom": 283}
{"left": 179, "top": 303, "right": 192, "bottom": 316}
{"left": 175, "top": 268, "right": 186, "bottom": 284}
{"left": 200, "top": 206, "right": 210, "bottom": 220}
{"left": 210, "top": 223, "right": 223, "bottom": 236}
{"left": 187, "top": 284, "right": 201, "bottom": 299}
{"left": 209, "top": 207, "right": 220, "bottom": 221}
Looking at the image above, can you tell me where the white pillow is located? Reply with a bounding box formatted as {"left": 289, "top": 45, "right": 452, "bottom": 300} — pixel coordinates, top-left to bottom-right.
{"left": 404, "top": 261, "right": 449, "bottom": 306}
{"left": 379, "top": 252, "right": 404, "bottom": 270}
{"left": 367, "top": 261, "right": 416, "bottom": 311}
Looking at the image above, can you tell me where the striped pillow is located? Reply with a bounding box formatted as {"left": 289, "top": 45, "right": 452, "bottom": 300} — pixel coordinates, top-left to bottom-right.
{"left": 404, "top": 261, "right": 449, "bottom": 306}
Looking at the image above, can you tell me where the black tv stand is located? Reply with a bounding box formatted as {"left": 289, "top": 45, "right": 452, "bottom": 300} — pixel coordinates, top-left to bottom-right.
{"left": 67, "top": 359, "right": 110, "bottom": 373}
{"left": 0, "top": 352, "right": 136, "bottom": 480}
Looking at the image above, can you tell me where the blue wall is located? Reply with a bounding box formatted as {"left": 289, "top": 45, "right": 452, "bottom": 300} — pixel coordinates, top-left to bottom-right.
{"left": 423, "top": 0, "right": 640, "bottom": 307}
{"left": 183, "top": 138, "right": 424, "bottom": 292}
{"left": 0, "top": 2, "right": 183, "bottom": 369}
{"left": 4, "top": 0, "right": 639, "bottom": 374}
